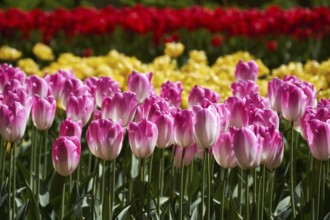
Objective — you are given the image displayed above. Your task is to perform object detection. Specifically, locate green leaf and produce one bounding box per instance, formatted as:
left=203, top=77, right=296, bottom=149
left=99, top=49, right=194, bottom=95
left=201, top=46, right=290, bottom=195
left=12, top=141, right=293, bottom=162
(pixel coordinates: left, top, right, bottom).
left=274, top=196, right=290, bottom=217
left=24, top=180, right=40, bottom=220
left=16, top=200, right=30, bottom=220
left=116, top=205, right=131, bottom=220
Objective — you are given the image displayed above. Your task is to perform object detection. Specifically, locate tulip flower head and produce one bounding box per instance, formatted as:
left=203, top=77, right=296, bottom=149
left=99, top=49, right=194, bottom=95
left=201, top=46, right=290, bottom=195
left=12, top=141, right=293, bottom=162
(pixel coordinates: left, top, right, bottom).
left=234, top=60, right=259, bottom=82
left=173, top=109, right=195, bottom=148
left=160, top=80, right=183, bottom=107
left=95, top=76, right=120, bottom=107
left=212, top=133, right=238, bottom=168
left=128, top=71, right=153, bottom=103
left=31, top=95, right=56, bottom=130
left=59, top=118, right=83, bottom=138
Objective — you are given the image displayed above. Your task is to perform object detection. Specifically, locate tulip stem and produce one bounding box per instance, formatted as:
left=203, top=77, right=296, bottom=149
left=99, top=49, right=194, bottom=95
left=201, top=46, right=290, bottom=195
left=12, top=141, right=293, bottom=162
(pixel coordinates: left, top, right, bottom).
left=179, top=147, right=186, bottom=220
left=200, top=150, right=206, bottom=219
left=43, top=130, right=48, bottom=179
left=269, top=171, right=275, bottom=218
left=221, top=168, right=228, bottom=220
left=12, top=143, right=17, bottom=219
left=245, top=169, right=249, bottom=220
left=316, top=161, right=322, bottom=220
left=61, top=178, right=66, bottom=220
left=140, top=158, right=146, bottom=214
left=253, top=168, right=257, bottom=205
left=261, top=165, right=265, bottom=220
left=36, top=131, right=42, bottom=204
left=8, top=143, right=12, bottom=220
left=147, top=155, right=153, bottom=220
left=238, top=168, right=243, bottom=215
left=290, top=122, right=296, bottom=218
left=91, top=159, right=99, bottom=219
left=109, top=160, right=116, bottom=220
left=30, top=127, right=36, bottom=191
left=207, top=150, right=211, bottom=220
left=157, top=149, right=164, bottom=216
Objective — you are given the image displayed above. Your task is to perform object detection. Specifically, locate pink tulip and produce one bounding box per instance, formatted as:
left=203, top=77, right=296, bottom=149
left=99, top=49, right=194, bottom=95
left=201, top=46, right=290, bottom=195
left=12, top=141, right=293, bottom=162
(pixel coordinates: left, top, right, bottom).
left=95, top=76, right=120, bottom=107
left=212, top=133, right=238, bottom=168
left=231, top=126, right=262, bottom=169
left=52, top=136, right=81, bottom=176
left=306, top=119, right=330, bottom=161
left=2, top=80, right=30, bottom=108
left=154, top=113, right=174, bottom=148
left=25, top=75, right=49, bottom=98
left=188, top=85, right=220, bottom=108
left=245, top=93, right=270, bottom=110
left=193, top=104, right=221, bottom=148
left=128, top=71, right=153, bottom=103
left=234, top=60, right=258, bottom=81
left=84, top=77, right=98, bottom=98
left=66, top=94, right=95, bottom=126
left=128, top=119, right=158, bottom=159
left=87, top=119, right=125, bottom=161
left=265, top=138, right=284, bottom=170
left=173, top=109, right=195, bottom=148
left=173, top=144, right=198, bottom=168
left=267, top=77, right=284, bottom=113
left=249, top=108, right=279, bottom=129
left=231, top=80, right=259, bottom=98
left=225, top=97, right=248, bottom=128
left=135, top=95, right=163, bottom=122
left=217, top=104, right=231, bottom=132
left=59, top=118, right=83, bottom=138
left=31, top=96, right=56, bottom=130
left=45, top=70, right=74, bottom=100
left=0, top=101, right=30, bottom=142
left=0, top=64, right=25, bottom=92
left=281, top=83, right=308, bottom=121
left=59, top=78, right=89, bottom=109
left=102, top=92, right=138, bottom=127
left=160, top=81, right=183, bottom=107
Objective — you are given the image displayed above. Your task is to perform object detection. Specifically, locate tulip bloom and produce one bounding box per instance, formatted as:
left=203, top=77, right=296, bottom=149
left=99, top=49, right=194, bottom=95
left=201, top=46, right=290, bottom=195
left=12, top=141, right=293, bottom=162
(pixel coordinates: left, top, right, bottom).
left=102, top=92, right=138, bottom=127
left=306, top=119, right=330, bottom=161
left=95, top=76, right=120, bottom=107
left=135, top=95, right=162, bottom=122
left=59, top=118, right=83, bottom=138
left=31, top=96, right=56, bottom=130
left=173, top=144, right=198, bottom=168
left=160, top=81, right=183, bottom=107
left=128, top=71, right=153, bottom=103
left=231, top=80, right=259, bottom=98
left=188, top=85, right=220, bottom=108
left=66, top=94, right=95, bottom=126
left=212, top=133, right=237, bottom=168
left=153, top=113, right=174, bottom=148
left=52, top=136, right=81, bottom=176
left=225, top=97, right=248, bottom=128
left=193, top=104, right=221, bottom=148
left=234, top=60, right=258, bottom=81
left=249, top=108, right=279, bottom=130
left=128, top=119, right=158, bottom=159
left=231, top=126, right=262, bottom=169
left=87, top=119, right=125, bottom=161
left=45, top=70, right=74, bottom=100
left=265, top=139, right=284, bottom=170
left=267, top=77, right=284, bottom=113
left=25, top=75, right=49, bottom=98
left=0, top=101, right=30, bottom=142
left=0, top=64, right=25, bottom=92
left=59, top=78, right=89, bottom=109
left=173, top=109, right=195, bottom=148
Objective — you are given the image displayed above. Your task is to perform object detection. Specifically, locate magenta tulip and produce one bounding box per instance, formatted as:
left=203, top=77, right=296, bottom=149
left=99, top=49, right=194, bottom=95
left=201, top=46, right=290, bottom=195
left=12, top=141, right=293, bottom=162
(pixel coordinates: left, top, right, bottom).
left=52, top=136, right=81, bottom=176
left=135, top=95, right=163, bottom=122
left=160, top=80, right=183, bottom=107
left=173, top=109, right=195, bottom=148
left=0, top=101, right=30, bottom=142
left=128, top=71, right=153, bottom=103
left=66, top=94, right=95, bottom=126
left=128, top=119, right=158, bottom=159
left=59, top=118, right=83, bottom=138
left=212, top=133, right=238, bottom=168
left=31, top=95, right=56, bottom=130
left=225, top=96, right=248, bottom=128
left=59, top=78, right=89, bottom=109
left=0, top=64, right=25, bottom=92
left=95, top=76, right=120, bottom=107
left=45, top=70, right=74, bottom=100
left=154, top=113, right=174, bottom=148
left=87, top=119, right=125, bottom=161
left=249, top=108, right=279, bottom=129
left=101, top=91, right=138, bottom=127
left=84, top=77, right=98, bottom=98
left=265, top=139, right=284, bottom=170
left=234, top=60, right=258, bottom=82
left=188, top=85, right=220, bottom=108
left=231, top=80, right=259, bottom=98
left=25, top=75, right=49, bottom=98
left=267, top=77, right=284, bottom=113
left=193, top=104, right=221, bottom=148
left=231, top=126, right=262, bottom=169
left=173, top=144, right=198, bottom=168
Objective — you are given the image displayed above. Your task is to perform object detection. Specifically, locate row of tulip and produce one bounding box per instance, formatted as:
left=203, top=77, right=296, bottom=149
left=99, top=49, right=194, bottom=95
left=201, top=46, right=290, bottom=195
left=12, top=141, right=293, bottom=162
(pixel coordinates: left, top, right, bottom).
left=1, top=42, right=330, bottom=108
left=1, top=6, right=330, bottom=42
left=0, top=58, right=329, bottom=219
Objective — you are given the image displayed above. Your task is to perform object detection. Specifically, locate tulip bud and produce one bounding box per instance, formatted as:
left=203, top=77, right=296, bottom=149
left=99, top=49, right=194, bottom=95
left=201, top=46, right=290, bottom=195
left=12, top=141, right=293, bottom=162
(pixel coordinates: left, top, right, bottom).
left=87, top=119, right=125, bottom=161
left=193, top=104, right=221, bottom=148
left=307, top=119, right=330, bottom=161
left=173, top=144, right=197, bottom=168
left=128, top=71, right=153, bottom=103
left=128, top=119, right=158, bottom=159
left=45, top=70, right=74, bottom=100
left=267, top=77, right=284, bottom=113
left=234, top=60, right=258, bottom=81
left=25, top=75, right=49, bottom=98
left=225, top=96, right=248, bottom=128
left=188, top=85, right=220, bottom=108
left=0, top=64, right=25, bottom=92
left=231, top=80, right=259, bottom=98
left=212, top=133, right=237, bottom=168
left=231, top=126, right=262, bottom=169
left=66, top=94, right=95, bottom=126
left=59, top=118, right=83, bottom=138
left=95, top=76, right=120, bottom=107
left=52, top=136, right=81, bottom=176
left=101, top=92, right=138, bottom=127
left=173, top=109, right=195, bottom=148
left=154, top=113, right=174, bottom=148
left=31, top=96, right=56, bottom=130
left=59, top=78, right=89, bottom=109
left=160, top=81, right=183, bottom=107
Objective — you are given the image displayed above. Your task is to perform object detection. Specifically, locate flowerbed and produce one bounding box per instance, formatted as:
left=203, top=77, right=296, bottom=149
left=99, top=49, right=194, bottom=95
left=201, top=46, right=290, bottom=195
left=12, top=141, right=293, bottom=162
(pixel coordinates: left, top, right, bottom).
left=0, top=56, right=329, bottom=219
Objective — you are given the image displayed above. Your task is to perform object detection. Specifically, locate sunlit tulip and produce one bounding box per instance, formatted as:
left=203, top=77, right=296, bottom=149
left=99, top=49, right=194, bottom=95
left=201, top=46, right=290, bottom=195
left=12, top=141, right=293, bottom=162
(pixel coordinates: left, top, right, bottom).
left=234, top=60, right=258, bottom=81
left=231, top=80, right=259, bottom=98
left=66, top=94, right=95, bottom=126
left=95, top=76, right=120, bottom=107
left=128, top=71, right=153, bottom=103
left=25, top=75, right=49, bottom=98
left=188, top=85, right=220, bottom=108
left=212, top=133, right=237, bottom=168
left=160, top=80, right=183, bottom=107
left=31, top=95, right=56, bottom=130
left=59, top=118, right=83, bottom=138
left=173, top=109, right=195, bottom=148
